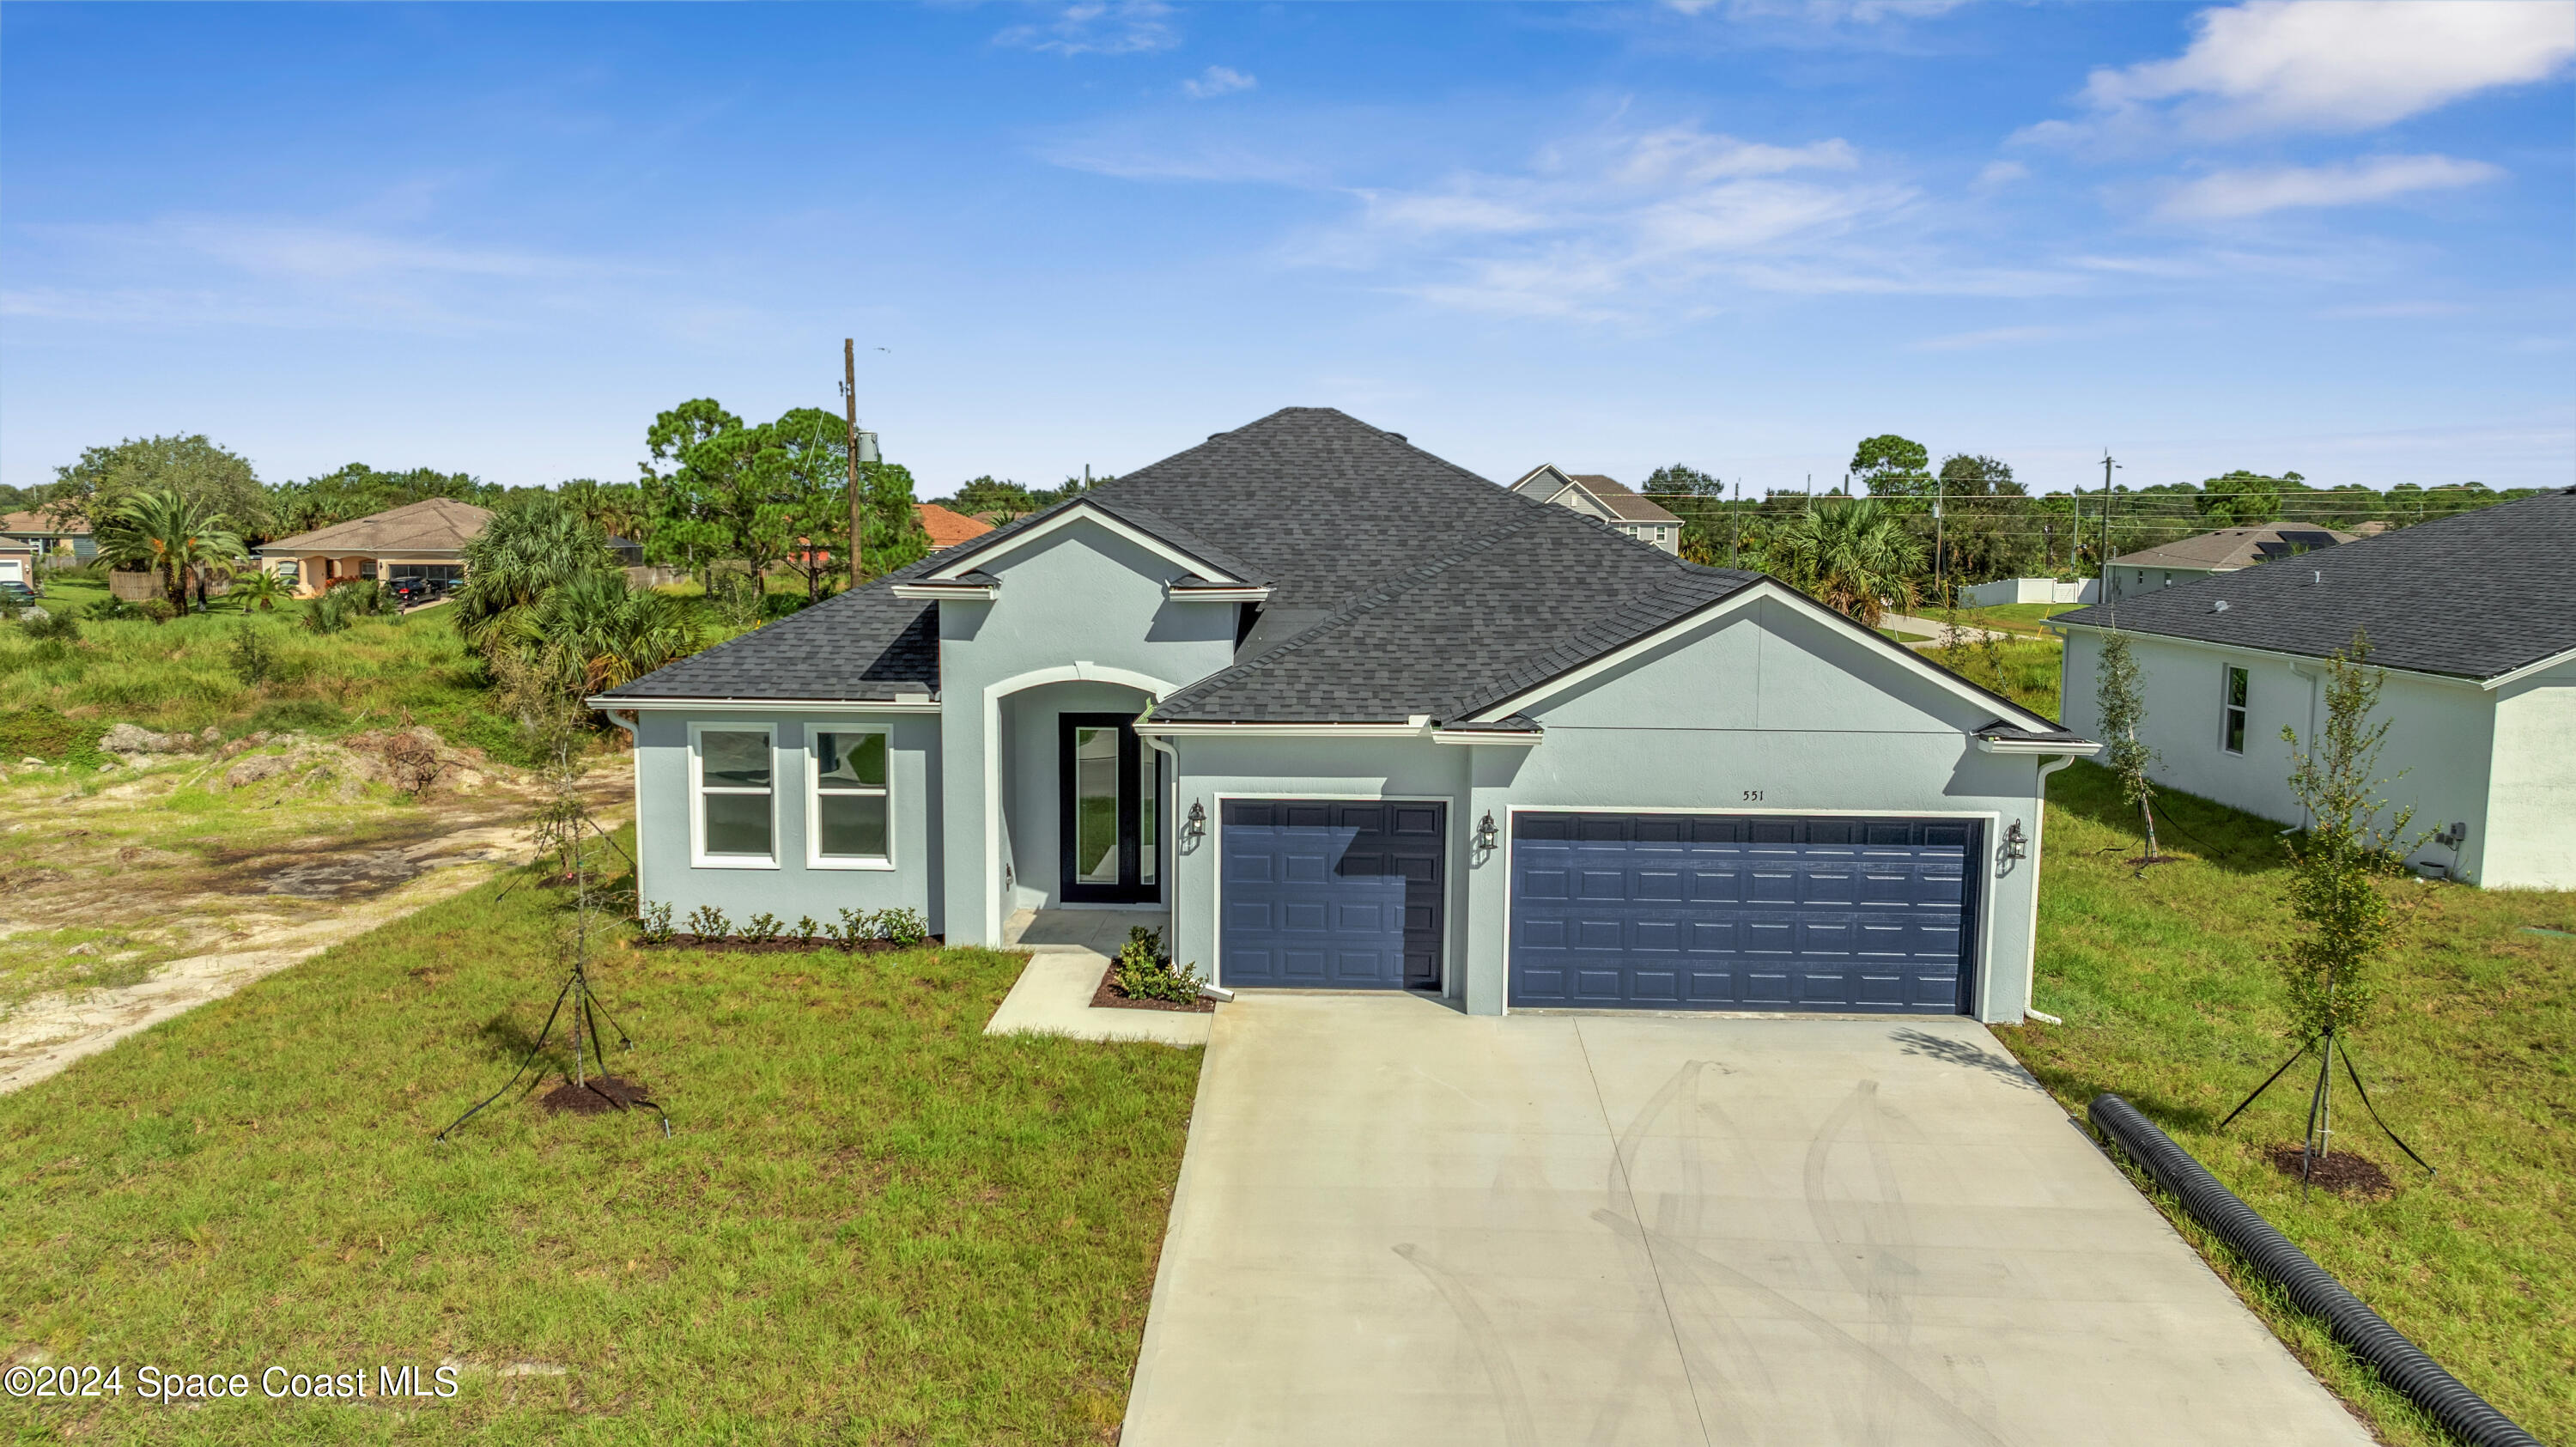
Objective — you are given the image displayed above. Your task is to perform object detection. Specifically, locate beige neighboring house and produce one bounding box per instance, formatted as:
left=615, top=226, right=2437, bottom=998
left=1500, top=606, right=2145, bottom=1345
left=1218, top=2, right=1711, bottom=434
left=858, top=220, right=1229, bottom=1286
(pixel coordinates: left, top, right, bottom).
left=2104, top=521, right=2355, bottom=602
left=256, top=497, right=493, bottom=596
left=2, top=510, right=94, bottom=590
left=1510, top=464, right=1685, bottom=554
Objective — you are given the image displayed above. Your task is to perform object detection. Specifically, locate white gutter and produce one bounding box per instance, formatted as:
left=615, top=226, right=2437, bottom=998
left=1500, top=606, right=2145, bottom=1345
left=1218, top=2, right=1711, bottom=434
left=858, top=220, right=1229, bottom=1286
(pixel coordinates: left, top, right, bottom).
left=2021, top=751, right=2083, bottom=1026
left=1431, top=727, right=1543, bottom=747
left=2046, top=618, right=2545, bottom=693
left=1135, top=716, right=1436, bottom=739
left=1163, top=581, right=1273, bottom=605
left=1975, top=735, right=2103, bottom=757
left=890, top=581, right=996, bottom=601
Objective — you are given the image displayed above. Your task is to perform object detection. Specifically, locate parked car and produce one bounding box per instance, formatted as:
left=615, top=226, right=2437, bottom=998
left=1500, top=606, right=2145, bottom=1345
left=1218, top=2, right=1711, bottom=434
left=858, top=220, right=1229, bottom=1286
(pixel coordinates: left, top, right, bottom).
left=0, top=580, right=38, bottom=607
left=386, top=575, right=432, bottom=605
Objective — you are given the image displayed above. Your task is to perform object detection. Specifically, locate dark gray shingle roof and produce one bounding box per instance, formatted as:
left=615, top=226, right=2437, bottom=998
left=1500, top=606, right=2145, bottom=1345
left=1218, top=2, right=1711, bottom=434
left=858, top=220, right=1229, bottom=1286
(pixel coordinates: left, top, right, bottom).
left=2052, top=487, right=2576, bottom=681
left=598, top=566, right=939, bottom=701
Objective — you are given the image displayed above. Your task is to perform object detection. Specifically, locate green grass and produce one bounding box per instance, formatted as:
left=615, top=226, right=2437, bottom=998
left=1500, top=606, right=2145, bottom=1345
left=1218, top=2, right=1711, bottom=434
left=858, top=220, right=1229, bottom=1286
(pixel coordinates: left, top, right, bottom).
left=3, top=579, right=764, bottom=768
left=1953, top=601, right=2087, bottom=633
left=2001, top=763, right=2574, bottom=1446
left=0, top=838, right=1201, bottom=1444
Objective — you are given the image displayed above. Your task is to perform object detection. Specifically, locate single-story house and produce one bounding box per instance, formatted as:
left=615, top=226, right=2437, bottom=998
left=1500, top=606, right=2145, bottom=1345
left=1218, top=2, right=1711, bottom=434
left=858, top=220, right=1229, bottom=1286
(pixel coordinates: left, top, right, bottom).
left=2104, top=521, right=2355, bottom=602
left=593, top=409, right=2099, bottom=1021
left=1, top=510, right=94, bottom=567
left=1510, top=465, right=1686, bottom=554
left=255, top=497, right=495, bottom=596
left=0, top=538, right=35, bottom=591
left=2053, top=486, right=2574, bottom=889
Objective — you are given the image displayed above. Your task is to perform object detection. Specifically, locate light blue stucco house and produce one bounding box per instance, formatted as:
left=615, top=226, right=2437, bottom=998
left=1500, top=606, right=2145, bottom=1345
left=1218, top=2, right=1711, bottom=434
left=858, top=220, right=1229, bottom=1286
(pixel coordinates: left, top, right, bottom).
left=593, top=409, right=2099, bottom=1022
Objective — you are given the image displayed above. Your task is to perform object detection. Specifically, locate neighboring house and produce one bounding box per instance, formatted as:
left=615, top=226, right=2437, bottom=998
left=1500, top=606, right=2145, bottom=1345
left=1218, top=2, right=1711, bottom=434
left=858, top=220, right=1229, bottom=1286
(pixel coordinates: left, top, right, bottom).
left=2104, top=522, right=2355, bottom=602
left=1, top=510, right=95, bottom=563
left=917, top=502, right=993, bottom=552
left=1510, top=465, right=1686, bottom=554
left=592, top=409, right=2099, bottom=1022
left=255, top=497, right=495, bottom=595
left=2053, top=487, right=2576, bottom=889
left=0, top=538, right=34, bottom=591
left=1960, top=578, right=2100, bottom=607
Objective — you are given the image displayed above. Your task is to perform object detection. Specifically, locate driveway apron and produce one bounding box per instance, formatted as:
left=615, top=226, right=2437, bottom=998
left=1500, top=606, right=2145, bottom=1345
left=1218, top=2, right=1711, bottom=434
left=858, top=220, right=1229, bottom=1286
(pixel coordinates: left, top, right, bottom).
left=1121, top=994, right=2372, bottom=1447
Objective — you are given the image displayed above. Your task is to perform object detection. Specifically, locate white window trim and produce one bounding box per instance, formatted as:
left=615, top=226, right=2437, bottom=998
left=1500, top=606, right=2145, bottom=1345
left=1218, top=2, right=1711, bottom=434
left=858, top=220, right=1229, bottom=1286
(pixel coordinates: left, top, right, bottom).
left=807, top=723, right=896, bottom=872
left=2221, top=666, right=2250, bottom=756
left=690, top=721, right=780, bottom=869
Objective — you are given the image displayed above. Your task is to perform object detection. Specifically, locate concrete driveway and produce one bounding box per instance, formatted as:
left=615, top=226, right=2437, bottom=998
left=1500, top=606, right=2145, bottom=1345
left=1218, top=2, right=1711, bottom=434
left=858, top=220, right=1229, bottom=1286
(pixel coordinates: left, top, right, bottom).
left=1121, top=995, right=2370, bottom=1447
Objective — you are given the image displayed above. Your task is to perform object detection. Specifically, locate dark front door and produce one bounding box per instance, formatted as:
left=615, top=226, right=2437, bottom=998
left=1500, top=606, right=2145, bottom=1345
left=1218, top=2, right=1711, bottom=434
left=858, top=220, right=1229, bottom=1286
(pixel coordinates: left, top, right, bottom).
left=1221, top=800, right=1447, bottom=990
left=1059, top=714, right=1158, bottom=903
left=1510, top=813, right=1980, bottom=1014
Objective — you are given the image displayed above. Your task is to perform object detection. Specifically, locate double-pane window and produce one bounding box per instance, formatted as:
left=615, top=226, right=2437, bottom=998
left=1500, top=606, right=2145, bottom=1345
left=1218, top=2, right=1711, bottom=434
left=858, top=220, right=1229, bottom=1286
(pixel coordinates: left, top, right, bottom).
left=813, top=730, right=890, bottom=865
left=2221, top=666, right=2249, bottom=755
left=698, top=728, right=774, bottom=860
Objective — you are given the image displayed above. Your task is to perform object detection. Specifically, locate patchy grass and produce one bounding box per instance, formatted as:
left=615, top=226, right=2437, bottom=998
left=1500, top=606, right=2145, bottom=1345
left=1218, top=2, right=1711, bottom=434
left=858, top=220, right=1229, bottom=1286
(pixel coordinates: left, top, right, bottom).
left=0, top=835, right=1200, bottom=1444
left=1955, top=601, right=2086, bottom=634
left=2001, top=763, right=2573, bottom=1446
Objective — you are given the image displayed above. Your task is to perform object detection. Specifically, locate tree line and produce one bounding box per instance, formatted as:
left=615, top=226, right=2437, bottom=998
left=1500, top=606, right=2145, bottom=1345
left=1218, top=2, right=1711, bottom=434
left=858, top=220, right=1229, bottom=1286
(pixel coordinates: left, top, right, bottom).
left=1635, top=435, right=2544, bottom=617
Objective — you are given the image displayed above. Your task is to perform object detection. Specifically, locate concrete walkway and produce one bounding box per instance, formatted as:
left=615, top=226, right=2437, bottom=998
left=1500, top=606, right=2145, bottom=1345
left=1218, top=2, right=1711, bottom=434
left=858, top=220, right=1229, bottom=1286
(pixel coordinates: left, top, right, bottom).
left=982, top=908, right=1211, bottom=1048
left=1122, top=996, right=2369, bottom=1447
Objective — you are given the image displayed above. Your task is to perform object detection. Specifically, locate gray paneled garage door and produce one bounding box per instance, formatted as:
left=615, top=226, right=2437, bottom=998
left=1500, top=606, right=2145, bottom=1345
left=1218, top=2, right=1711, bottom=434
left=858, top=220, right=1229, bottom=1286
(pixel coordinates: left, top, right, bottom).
left=1510, top=812, right=1980, bottom=1014
left=1221, top=800, right=1446, bottom=990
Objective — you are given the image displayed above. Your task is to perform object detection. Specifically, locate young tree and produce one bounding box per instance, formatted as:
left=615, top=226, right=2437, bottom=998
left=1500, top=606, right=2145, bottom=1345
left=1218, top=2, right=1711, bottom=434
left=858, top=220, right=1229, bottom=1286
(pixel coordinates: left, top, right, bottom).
left=857, top=459, right=931, bottom=580
left=2094, top=630, right=2162, bottom=864
left=50, top=435, right=271, bottom=535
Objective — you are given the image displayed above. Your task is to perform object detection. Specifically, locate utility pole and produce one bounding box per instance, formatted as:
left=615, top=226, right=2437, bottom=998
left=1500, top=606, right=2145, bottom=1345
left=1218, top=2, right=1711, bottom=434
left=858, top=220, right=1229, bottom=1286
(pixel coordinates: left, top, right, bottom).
left=842, top=339, right=862, bottom=589
left=1730, top=481, right=1741, bottom=568
left=1933, top=469, right=1946, bottom=609
left=2099, top=450, right=2121, bottom=600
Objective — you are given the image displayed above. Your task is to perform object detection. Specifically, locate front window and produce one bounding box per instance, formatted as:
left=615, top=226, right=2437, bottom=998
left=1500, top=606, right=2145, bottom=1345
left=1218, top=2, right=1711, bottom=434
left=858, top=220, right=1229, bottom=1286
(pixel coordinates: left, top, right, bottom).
left=696, top=727, right=775, bottom=862
left=811, top=729, right=891, bottom=867
left=2221, top=667, right=2249, bottom=755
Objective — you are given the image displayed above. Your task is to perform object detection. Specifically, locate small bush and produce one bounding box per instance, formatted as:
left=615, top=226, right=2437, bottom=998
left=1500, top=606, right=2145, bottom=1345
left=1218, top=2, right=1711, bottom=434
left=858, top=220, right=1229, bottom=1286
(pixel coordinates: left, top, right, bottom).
left=825, top=908, right=870, bottom=951
left=741, top=911, right=783, bottom=945
left=685, top=905, right=731, bottom=939
left=84, top=597, right=139, bottom=623
left=871, top=908, right=929, bottom=946
left=636, top=902, right=676, bottom=945
left=19, top=610, right=79, bottom=644
left=136, top=598, right=179, bottom=625
left=1113, top=925, right=1204, bottom=1003
left=227, top=622, right=280, bottom=685
left=794, top=915, right=820, bottom=946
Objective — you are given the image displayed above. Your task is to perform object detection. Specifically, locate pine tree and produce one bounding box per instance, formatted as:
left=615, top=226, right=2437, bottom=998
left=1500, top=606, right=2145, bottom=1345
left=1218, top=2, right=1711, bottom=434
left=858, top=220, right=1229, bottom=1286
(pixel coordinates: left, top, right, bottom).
left=2094, top=630, right=2160, bottom=864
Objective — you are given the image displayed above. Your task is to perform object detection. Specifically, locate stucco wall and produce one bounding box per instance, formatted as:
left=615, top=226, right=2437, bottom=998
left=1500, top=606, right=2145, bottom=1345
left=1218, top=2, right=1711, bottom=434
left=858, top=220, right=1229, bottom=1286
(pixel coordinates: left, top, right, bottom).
left=2061, top=629, right=2505, bottom=881
left=630, top=708, right=944, bottom=933
left=1167, top=595, right=2063, bottom=1023
left=933, top=519, right=1242, bottom=944
left=2484, top=659, right=2575, bottom=889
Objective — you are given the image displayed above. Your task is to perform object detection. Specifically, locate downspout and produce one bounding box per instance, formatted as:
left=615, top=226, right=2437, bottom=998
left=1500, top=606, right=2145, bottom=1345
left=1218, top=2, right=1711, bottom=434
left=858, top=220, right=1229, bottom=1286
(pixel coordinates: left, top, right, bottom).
left=2022, top=752, right=2081, bottom=1024
left=1138, top=727, right=1218, bottom=995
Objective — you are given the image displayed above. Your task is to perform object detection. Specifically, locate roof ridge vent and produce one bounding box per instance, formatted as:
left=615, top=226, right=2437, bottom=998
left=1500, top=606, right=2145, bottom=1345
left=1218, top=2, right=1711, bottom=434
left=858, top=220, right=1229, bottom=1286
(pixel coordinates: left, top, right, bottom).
left=2212, top=599, right=2230, bottom=612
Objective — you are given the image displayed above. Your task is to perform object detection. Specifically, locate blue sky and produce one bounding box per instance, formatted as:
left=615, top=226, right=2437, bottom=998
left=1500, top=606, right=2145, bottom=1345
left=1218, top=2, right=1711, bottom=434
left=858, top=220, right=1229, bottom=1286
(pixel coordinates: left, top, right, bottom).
left=3, top=1, right=2571, bottom=500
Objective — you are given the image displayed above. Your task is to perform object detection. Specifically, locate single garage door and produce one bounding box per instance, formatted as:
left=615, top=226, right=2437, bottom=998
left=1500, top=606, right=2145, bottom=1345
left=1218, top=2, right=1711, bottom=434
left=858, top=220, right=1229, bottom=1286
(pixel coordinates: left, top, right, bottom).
left=1510, top=812, right=1980, bottom=1014
left=1222, top=800, right=1446, bottom=990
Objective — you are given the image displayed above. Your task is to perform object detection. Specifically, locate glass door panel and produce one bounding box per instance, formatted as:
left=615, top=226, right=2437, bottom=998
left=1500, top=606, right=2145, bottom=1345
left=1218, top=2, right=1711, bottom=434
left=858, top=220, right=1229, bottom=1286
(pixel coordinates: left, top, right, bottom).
left=1059, top=713, right=1159, bottom=903
left=1073, top=726, right=1121, bottom=885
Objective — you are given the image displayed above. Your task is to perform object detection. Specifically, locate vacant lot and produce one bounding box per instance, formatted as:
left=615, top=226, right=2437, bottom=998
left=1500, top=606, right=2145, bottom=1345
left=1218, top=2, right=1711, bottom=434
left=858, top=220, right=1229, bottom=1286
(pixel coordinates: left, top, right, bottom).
left=0, top=841, right=1201, bottom=1445
left=2001, top=763, right=2573, bottom=1446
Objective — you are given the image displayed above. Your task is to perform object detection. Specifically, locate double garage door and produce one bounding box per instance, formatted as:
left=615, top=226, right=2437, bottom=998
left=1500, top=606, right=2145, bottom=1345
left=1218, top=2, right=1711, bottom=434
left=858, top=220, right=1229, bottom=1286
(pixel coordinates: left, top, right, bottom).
left=1220, top=800, right=1445, bottom=990
left=1511, top=812, right=1981, bottom=1015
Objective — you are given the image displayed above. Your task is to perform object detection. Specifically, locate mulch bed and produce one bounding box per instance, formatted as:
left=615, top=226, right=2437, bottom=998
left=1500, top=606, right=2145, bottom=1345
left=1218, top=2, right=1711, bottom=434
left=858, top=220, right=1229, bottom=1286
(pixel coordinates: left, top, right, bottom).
left=2265, top=1142, right=2396, bottom=1198
left=635, top=934, right=942, bottom=956
left=538, top=1074, right=659, bottom=1116
left=1091, top=963, right=1215, bottom=1014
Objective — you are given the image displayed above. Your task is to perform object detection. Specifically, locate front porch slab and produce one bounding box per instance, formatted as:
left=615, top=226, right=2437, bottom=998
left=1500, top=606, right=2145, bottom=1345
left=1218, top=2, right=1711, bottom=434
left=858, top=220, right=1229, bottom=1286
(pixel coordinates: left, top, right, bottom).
left=984, top=909, right=1211, bottom=1048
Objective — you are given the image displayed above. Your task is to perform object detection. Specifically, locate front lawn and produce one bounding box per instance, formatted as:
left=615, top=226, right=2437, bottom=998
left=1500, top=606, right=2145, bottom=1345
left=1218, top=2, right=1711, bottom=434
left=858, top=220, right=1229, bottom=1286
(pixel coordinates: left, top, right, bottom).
left=0, top=841, right=1201, bottom=1444
left=2002, top=763, right=2573, bottom=1446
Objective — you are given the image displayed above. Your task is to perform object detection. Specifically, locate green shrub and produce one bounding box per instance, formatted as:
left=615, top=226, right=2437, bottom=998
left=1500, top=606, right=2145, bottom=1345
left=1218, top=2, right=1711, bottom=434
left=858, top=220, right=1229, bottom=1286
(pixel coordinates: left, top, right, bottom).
left=741, top=911, right=783, bottom=945
left=227, top=622, right=281, bottom=685
left=871, top=908, right=929, bottom=945
left=18, top=610, right=79, bottom=645
left=1114, top=926, right=1204, bottom=1003
left=636, top=901, right=676, bottom=945
left=83, top=597, right=139, bottom=623
left=794, top=915, right=820, bottom=945
left=685, top=905, right=730, bottom=939
left=825, top=908, right=870, bottom=951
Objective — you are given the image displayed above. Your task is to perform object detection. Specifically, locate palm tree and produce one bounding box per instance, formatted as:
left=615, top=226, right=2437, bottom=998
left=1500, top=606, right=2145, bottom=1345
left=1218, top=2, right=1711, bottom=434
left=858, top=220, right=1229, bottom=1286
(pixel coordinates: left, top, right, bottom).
left=452, top=492, right=620, bottom=652
left=231, top=568, right=291, bottom=612
left=503, top=571, right=702, bottom=695
left=1762, top=499, right=1924, bottom=629
left=95, top=489, right=245, bottom=612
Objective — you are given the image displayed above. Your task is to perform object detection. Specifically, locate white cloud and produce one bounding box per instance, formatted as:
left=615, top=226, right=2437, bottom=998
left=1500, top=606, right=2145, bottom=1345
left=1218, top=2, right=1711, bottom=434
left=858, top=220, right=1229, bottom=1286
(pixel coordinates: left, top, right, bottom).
left=1665, top=0, right=1970, bottom=23
left=1972, top=160, right=2028, bottom=191
left=2063, top=0, right=2576, bottom=139
left=1182, top=65, right=1256, bottom=100
left=2157, top=154, right=2501, bottom=219
left=993, top=2, right=1177, bottom=57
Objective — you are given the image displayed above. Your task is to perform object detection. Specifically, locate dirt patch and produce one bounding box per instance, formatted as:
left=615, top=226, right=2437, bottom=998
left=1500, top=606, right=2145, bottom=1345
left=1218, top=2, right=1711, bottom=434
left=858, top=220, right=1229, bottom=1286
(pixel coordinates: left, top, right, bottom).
left=639, top=933, right=942, bottom=956
left=261, top=848, right=426, bottom=897
left=538, top=1074, right=660, bottom=1116
left=1091, top=963, right=1216, bottom=1013
left=2264, top=1143, right=2396, bottom=1198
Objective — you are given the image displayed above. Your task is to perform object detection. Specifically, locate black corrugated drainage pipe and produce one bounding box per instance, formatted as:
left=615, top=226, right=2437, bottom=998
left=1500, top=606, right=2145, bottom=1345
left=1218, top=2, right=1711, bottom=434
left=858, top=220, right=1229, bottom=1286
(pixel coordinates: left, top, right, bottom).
left=2088, top=1094, right=2537, bottom=1447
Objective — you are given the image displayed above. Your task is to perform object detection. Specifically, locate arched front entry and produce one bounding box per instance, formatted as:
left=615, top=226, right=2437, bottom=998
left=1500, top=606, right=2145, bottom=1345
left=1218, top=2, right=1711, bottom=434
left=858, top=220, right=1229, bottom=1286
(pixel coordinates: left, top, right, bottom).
left=977, top=665, right=1181, bottom=944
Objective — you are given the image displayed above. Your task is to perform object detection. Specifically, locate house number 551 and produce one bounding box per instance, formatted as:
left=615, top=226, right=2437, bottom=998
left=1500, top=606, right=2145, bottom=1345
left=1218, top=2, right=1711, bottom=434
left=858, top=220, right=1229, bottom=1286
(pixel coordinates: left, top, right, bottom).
left=1742, top=790, right=1764, bottom=802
